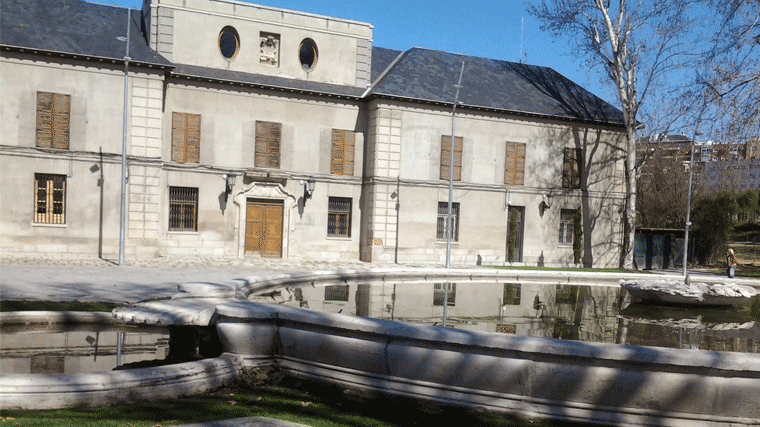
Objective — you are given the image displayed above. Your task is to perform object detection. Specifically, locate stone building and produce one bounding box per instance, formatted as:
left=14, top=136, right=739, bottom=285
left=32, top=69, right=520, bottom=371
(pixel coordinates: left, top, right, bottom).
left=0, top=0, right=627, bottom=267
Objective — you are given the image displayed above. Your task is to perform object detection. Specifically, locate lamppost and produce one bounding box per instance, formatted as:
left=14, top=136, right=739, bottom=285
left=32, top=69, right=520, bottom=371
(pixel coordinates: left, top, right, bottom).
left=118, top=9, right=132, bottom=267
left=118, top=9, right=131, bottom=267
left=683, top=129, right=701, bottom=276
left=443, top=61, right=464, bottom=327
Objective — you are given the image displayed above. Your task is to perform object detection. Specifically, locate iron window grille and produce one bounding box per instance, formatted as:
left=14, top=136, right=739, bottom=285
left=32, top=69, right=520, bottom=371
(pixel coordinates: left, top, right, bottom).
left=433, top=283, right=456, bottom=306
left=436, top=202, right=459, bottom=242
left=34, top=173, right=66, bottom=224
left=327, top=197, right=352, bottom=238
left=169, top=186, right=198, bottom=231
left=324, top=285, right=349, bottom=301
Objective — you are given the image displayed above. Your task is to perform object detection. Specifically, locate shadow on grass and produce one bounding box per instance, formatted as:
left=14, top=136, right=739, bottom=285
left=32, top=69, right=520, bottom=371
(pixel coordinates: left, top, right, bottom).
left=0, top=370, right=598, bottom=427
left=0, top=300, right=122, bottom=313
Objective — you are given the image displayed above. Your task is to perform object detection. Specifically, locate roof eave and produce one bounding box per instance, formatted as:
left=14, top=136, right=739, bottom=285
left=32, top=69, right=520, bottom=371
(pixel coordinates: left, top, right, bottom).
left=1, top=44, right=174, bottom=70
left=367, top=93, right=626, bottom=128
left=169, top=70, right=364, bottom=101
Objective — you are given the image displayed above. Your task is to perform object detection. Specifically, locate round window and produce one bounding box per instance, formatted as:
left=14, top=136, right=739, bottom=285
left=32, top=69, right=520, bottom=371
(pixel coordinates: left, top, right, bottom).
left=299, top=38, right=318, bottom=71
left=218, top=26, right=240, bottom=60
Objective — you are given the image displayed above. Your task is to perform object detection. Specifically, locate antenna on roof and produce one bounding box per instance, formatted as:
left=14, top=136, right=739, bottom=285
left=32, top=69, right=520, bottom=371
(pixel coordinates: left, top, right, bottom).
left=519, top=17, right=524, bottom=63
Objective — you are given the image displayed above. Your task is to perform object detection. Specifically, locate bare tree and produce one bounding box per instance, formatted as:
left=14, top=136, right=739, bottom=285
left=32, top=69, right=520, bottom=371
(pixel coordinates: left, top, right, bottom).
left=527, top=0, right=698, bottom=269
left=696, top=0, right=760, bottom=143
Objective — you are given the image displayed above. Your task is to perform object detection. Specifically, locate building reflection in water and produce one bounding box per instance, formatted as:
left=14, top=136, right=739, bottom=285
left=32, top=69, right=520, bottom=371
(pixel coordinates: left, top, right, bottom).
left=286, top=281, right=760, bottom=354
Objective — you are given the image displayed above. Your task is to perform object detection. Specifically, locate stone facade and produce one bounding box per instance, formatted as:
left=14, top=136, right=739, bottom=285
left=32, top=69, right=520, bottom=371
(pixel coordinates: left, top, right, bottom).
left=0, top=0, right=627, bottom=267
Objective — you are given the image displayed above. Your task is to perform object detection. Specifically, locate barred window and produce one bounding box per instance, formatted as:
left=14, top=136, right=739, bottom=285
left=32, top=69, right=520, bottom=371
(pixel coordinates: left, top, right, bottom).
left=440, top=135, right=463, bottom=181
left=433, top=283, right=456, bottom=306
left=330, top=129, right=355, bottom=176
left=562, top=147, right=582, bottom=189
left=36, top=92, right=70, bottom=150
left=324, top=285, right=349, bottom=301
left=171, top=112, right=201, bottom=163
left=559, top=209, right=575, bottom=245
left=503, top=283, right=521, bottom=305
left=327, top=197, right=352, bottom=238
left=504, top=142, right=525, bottom=186
left=34, top=174, right=66, bottom=224
left=436, top=202, right=459, bottom=242
left=169, top=186, right=198, bottom=231
left=255, top=121, right=281, bottom=168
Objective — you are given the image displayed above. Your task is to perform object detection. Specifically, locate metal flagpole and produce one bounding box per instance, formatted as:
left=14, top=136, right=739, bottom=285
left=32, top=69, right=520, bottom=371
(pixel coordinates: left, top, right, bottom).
left=443, top=61, right=465, bottom=327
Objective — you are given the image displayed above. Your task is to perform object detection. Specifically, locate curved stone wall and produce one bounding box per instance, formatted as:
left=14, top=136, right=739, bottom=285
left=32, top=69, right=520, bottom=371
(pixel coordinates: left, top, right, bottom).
left=0, top=311, right=243, bottom=410
left=215, top=301, right=760, bottom=427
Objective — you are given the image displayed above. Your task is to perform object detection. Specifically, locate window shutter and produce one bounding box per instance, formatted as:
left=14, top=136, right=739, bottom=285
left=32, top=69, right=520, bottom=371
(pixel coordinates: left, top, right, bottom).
left=331, top=130, right=355, bottom=176
left=514, top=142, right=525, bottom=185
left=172, top=113, right=186, bottom=162
left=185, top=113, right=201, bottom=163
left=36, top=92, right=54, bottom=148
left=563, top=147, right=582, bottom=189
left=440, top=135, right=462, bottom=181
left=344, top=131, right=355, bottom=175
left=255, top=121, right=281, bottom=168
left=52, top=94, right=70, bottom=150
left=37, top=92, right=71, bottom=150
left=172, top=113, right=201, bottom=163
left=505, top=142, right=525, bottom=186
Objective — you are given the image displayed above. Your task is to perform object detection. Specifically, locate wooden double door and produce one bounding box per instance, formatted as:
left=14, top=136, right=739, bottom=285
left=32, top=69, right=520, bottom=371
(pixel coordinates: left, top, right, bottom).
left=245, top=198, right=283, bottom=257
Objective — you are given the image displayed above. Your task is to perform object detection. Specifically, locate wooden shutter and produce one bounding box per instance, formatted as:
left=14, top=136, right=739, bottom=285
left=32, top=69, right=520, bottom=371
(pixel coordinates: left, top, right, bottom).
left=171, top=112, right=201, bottom=163
left=255, top=121, right=281, bottom=168
left=36, top=92, right=70, bottom=149
left=171, top=112, right=186, bottom=162
left=331, top=129, right=355, bottom=176
left=440, top=135, right=462, bottom=181
left=185, top=113, right=201, bottom=163
left=563, top=147, right=582, bottom=189
left=504, top=142, right=525, bottom=186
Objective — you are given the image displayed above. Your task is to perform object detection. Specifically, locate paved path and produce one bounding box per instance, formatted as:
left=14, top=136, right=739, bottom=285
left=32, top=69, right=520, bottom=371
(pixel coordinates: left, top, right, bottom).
left=0, top=255, right=741, bottom=304
left=0, top=256, right=406, bottom=303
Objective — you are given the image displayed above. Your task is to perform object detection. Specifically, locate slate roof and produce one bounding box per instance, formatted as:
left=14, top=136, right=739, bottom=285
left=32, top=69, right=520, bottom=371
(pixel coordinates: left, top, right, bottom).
left=172, top=64, right=365, bottom=98
left=371, top=46, right=403, bottom=83
left=1, top=0, right=172, bottom=68
left=3, top=0, right=624, bottom=127
left=370, top=47, right=624, bottom=126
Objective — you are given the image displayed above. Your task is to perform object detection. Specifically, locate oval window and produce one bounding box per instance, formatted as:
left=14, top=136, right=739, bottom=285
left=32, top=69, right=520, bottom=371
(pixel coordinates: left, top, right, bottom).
left=219, top=26, right=240, bottom=60
left=299, top=38, right=318, bottom=71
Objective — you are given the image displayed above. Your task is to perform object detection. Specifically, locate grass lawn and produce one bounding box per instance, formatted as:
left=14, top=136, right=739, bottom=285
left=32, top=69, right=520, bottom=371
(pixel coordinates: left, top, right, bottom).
left=0, top=374, right=595, bottom=427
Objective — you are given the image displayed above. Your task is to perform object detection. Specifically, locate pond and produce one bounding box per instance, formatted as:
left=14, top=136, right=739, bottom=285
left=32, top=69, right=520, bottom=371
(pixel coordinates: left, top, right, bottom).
left=278, top=281, right=760, bottom=353
left=0, top=323, right=170, bottom=375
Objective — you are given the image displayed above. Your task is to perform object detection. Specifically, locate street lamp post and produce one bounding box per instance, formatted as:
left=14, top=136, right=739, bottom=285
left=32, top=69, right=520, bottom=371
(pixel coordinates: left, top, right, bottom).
left=118, top=9, right=131, bottom=267
left=443, top=61, right=465, bottom=327
left=683, top=129, right=701, bottom=276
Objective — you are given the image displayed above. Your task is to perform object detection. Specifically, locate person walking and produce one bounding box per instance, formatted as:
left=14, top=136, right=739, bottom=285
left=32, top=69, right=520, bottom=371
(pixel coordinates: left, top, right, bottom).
left=726, top=248, right=739, bottom=278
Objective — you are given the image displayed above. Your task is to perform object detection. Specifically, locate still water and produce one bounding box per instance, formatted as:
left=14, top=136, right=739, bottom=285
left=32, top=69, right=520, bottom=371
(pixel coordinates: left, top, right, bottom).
left=282, top=281, right=760, bottom=354
left=4, top=282, right=758, bottom=375
left=0, top=323, right=169, bottom=375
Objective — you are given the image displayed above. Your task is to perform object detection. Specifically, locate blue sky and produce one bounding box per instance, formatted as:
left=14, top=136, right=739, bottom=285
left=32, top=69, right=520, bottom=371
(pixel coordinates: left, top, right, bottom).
left=98, top=0, right=614, bottom=105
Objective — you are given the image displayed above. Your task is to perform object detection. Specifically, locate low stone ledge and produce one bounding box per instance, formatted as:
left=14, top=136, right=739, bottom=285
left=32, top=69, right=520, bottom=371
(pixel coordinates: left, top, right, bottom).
left=0, top=354, right=244, bottom=410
